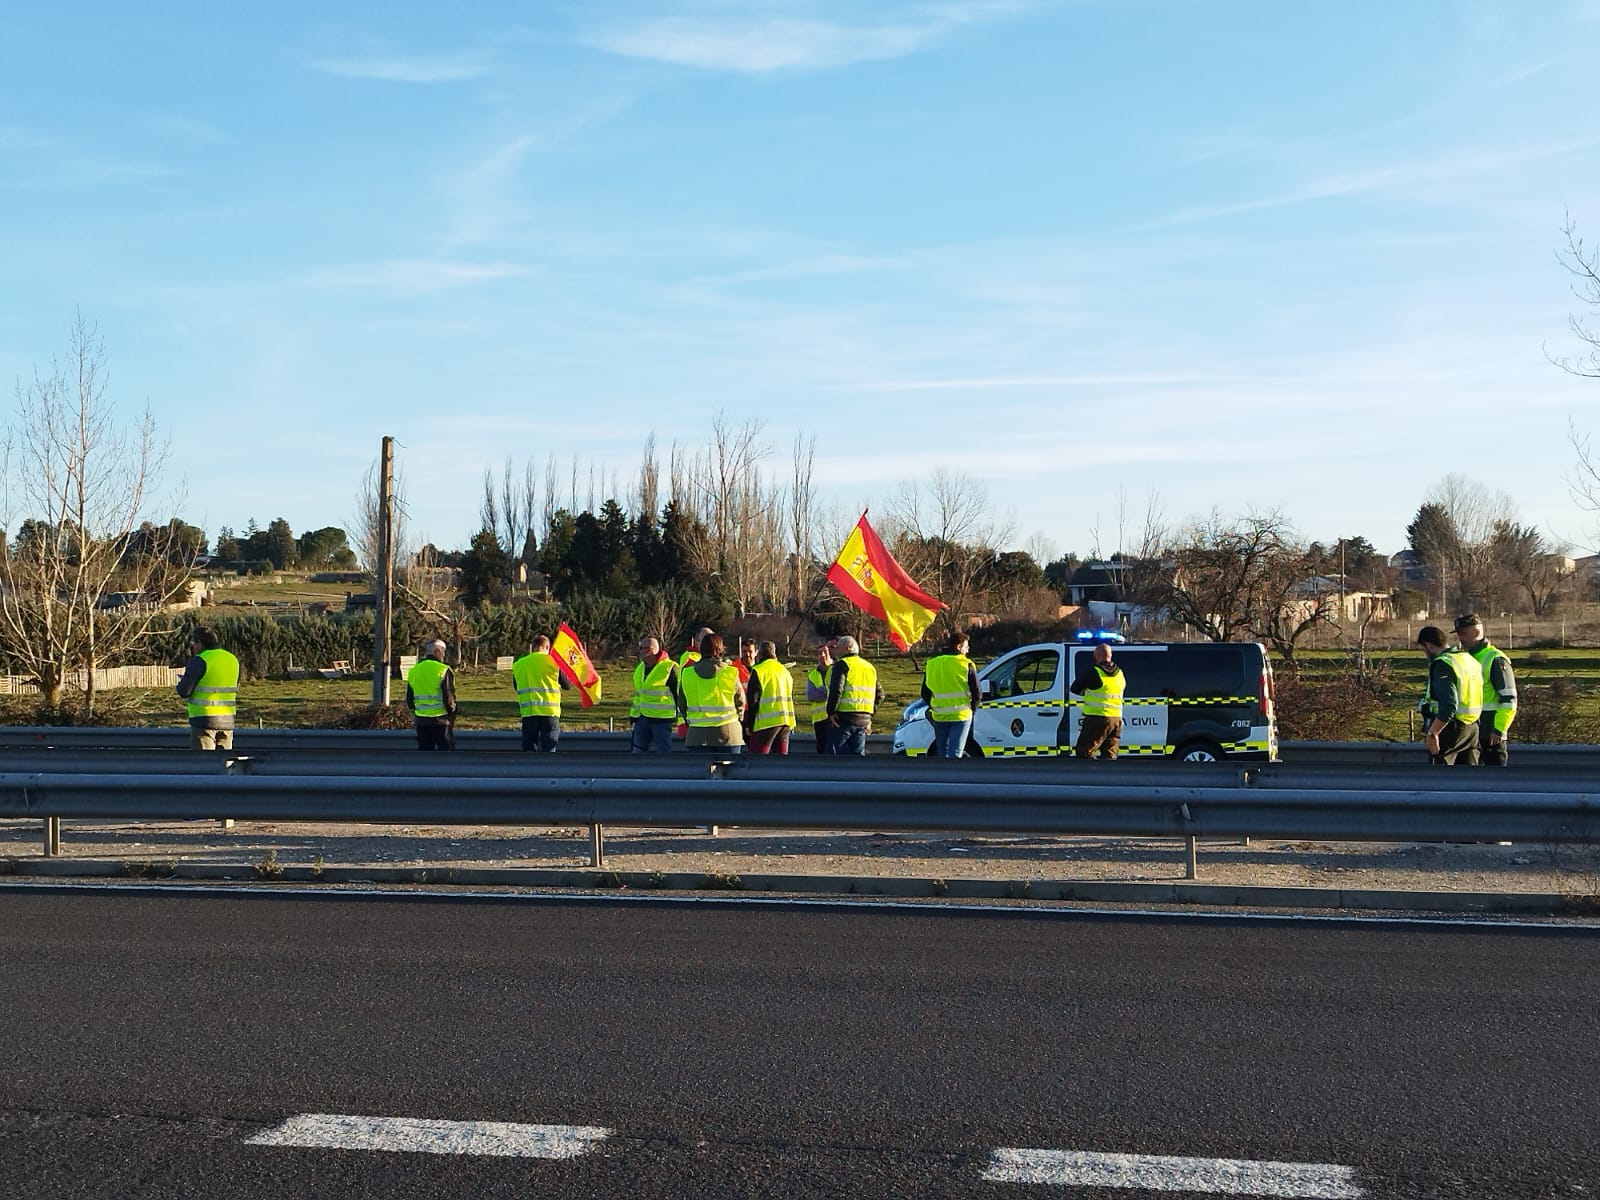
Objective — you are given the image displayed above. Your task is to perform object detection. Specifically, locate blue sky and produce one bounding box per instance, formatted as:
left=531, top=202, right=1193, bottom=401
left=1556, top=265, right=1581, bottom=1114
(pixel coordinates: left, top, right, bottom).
left=4, top=0, right=1599, bottom=563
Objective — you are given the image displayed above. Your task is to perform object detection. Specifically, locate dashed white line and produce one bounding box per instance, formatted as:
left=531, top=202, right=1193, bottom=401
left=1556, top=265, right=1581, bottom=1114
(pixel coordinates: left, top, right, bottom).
left=245, top=1114, right=610, bottom=1159
left=982, top=1148, right=1364, bottom=1198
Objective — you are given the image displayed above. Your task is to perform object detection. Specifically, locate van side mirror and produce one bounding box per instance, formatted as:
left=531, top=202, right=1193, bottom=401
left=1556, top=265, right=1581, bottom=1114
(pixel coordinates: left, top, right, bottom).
left=979, top=679, right=991, bottom=697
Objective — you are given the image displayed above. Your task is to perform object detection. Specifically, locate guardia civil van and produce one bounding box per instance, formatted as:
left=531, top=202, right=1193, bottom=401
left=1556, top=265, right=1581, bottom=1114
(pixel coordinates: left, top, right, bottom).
left=891, top=635, right=1277, bottom=761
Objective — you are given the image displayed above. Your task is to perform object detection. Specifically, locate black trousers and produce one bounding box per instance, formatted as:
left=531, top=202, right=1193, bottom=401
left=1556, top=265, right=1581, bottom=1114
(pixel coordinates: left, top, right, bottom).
left=1478, top=721, right=1509, bottom=766
left=416, top=719, right=454, bottom=751
left=1429, top=719, right=1479, bottom=766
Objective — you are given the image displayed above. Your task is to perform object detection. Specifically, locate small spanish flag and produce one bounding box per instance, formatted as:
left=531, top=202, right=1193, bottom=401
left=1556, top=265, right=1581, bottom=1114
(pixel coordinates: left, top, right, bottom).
left=825, top=514, right=947, bottom=651
left=552, top=621, right=603, bottom=708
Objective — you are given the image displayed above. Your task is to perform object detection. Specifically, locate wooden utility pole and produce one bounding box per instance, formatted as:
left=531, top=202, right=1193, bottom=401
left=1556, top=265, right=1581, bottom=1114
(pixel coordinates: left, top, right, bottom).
left=371, top=435, right=395, bottom=707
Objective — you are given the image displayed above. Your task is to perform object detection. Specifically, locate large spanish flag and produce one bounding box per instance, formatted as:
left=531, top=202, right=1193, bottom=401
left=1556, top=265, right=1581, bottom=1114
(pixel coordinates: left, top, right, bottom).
left=552, top=622, right=603, bottom=708
left=825, top=514, right=947, bottom=651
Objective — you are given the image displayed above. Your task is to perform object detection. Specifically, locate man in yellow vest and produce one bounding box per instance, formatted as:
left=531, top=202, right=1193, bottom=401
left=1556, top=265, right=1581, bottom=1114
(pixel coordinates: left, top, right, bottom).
left=1417, top=625, right=1482, bottom=765
left=512, top=634, right=568, bottom=752
left=1069, top=641, right=1125, bottom=760
left=825, top=635, right=882, bottom=755
left=630, top=634, right=680, bottom=753
left=405, top=638, right=457, bottom=751
left=920, top=629, right=981, bottom=758
left=744, top=641, right=796, bottom=754
left=174, top=626, right=240, bottom=750
left=1453, top=613, right=1517, bottom=767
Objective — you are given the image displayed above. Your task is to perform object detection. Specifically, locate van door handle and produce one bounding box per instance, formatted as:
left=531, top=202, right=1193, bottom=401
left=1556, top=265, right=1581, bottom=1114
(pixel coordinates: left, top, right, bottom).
left=1038, top=710, right=1060, bottom=717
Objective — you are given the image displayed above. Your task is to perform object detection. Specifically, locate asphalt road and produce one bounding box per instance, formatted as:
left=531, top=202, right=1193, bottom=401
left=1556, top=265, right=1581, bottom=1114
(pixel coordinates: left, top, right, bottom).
left=2, top=888, right=1596, bottom=1198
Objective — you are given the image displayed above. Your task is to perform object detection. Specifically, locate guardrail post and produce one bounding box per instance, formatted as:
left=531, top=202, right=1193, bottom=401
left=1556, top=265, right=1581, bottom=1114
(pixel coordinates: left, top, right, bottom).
left=589, top=823, right=605, bottom=868
left=44, top=817, right=61, bottom=857
left=1185, top=835, right=1198, bottom=880
left=706, top=759, right=734, bottom=837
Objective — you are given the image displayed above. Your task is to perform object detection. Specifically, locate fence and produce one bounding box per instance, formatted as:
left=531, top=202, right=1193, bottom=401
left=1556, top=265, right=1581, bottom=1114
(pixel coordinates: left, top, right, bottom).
left=0, top=665, right=178, bottom=696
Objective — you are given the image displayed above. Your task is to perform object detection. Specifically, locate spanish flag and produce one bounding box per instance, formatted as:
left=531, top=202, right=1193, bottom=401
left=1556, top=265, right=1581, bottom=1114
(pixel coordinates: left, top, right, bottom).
left=552, top=622, right=603, bottom=708
left=825, top=514, right=946, bottom=651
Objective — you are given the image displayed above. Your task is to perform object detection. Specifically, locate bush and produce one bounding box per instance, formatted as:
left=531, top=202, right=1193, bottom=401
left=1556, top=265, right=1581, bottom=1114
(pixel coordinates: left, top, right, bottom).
left=1511, top=681, right=1600, bottom=744
left=319, top=702, right=414, bottom=730
left=1271, top=671, right=1390, bottom=742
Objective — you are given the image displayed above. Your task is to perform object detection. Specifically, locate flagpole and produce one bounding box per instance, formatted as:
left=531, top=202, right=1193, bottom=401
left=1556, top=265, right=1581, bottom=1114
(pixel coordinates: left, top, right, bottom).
left=787, top=509, right=869, bottom=647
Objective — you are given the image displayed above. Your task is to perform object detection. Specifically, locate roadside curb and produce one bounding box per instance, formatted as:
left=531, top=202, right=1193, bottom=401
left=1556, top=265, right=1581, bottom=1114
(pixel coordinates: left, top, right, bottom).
left=2, top=856, right=1588, bottom=915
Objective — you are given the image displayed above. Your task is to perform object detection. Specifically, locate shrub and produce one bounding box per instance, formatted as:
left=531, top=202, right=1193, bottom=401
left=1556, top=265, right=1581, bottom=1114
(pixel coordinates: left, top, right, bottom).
left=1511, top=681, right=1600, bottom=744
left=1271, top=671, right=1390, bottom=742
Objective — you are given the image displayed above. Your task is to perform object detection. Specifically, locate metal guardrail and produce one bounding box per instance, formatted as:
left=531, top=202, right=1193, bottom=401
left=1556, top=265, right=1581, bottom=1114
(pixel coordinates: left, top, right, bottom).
left=3, top=725, right=1600, bottom=767
left=4, top=769, right=1600, bottom=881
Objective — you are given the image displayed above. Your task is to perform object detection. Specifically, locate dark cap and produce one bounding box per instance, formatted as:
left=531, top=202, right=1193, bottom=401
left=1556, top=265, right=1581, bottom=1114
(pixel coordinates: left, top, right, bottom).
left=1453, top=613, right=1482, bottom=631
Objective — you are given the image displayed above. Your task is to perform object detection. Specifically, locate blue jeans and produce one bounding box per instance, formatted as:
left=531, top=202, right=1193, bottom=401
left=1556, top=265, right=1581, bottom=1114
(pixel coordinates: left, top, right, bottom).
left=830, top=723, right=868, bottom=755
left=520, top=716, right=560, bottom=752
left=630, top=717, right=675, bottom=753
left=931, top=718, right=972, bottom=759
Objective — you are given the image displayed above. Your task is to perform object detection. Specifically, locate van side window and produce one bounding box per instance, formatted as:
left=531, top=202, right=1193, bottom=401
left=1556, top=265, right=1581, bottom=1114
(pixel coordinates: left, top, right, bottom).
left=1161, top=646, right=1248, bottom=696
left=1074, top=649, right=1161, bottom=697
left=986, top=649, right=1060, bottom=699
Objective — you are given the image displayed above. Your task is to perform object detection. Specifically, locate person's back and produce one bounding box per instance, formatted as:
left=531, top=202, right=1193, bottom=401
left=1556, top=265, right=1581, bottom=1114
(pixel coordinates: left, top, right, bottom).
left=826, top=636, right=880, bottom=755
left=680, top=634, right=745, bottom=752
left=406, top=641, right=456, bottom=751
left=511, top=639, right=563, bottom=752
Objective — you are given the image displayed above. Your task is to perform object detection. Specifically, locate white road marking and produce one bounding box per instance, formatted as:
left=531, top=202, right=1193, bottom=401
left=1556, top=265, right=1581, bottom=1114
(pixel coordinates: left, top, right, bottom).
left=983, top=1148, right=1364, bottom=1198
left=245, top=1114, right=610, bottom=1158
left=29, top=880, right=1598, bottom=933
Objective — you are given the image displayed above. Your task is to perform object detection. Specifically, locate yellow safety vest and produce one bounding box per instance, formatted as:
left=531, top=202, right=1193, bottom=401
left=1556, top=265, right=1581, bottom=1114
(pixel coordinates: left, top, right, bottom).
left=680, top=663, right=740, bottom=728
left=678, top=648, right=702, bottom=670
left=923, top=654, right=974, bottom=722
left=186, top=648, right=240, bottom=720
left=512, top=652, right=562, bottom=718
left=806, top=667, right=829, bottom=724
left=1438, top=648, right=1483, bottom=723
left=407, top=658, right=451, bottom=719
left=631, top=657, right=678, bottom=720
left=1080, top=664, right=1125, bottom=719
left=752, top=659, right=796, bottom=731
left=1470, top=642, right=1516, bottom=729
left=836, top=656, right=877, bottom=715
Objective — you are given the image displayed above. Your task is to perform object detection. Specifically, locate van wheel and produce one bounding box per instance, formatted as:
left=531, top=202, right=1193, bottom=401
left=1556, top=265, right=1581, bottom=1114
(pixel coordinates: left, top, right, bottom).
left=1175, top=740, right=1224, bottom=763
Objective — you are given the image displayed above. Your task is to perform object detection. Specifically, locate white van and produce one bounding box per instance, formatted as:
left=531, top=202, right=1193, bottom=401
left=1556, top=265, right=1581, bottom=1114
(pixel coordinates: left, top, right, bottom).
left=892, top=639, right=1277, bottom=761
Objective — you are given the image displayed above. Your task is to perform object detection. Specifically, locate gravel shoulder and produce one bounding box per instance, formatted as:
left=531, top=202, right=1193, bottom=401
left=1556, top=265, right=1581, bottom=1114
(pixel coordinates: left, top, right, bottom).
left=7, top=819, right=1600, bottom=905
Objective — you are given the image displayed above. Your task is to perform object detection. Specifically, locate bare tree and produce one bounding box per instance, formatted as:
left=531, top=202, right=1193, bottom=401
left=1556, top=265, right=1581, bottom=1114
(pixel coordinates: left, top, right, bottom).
left=787, top=433, right=817, bottom=614
left=668, top=413, right=787, bottom=614
left=1413, top=474, right=1518, bottom=610
left=1552, top=215, right=1600, bottom=379
left=351, top=453, right=409, bottom=578
left=0, top=315, right=186, bottom=713
left=1149, top=509, right=1335, bottom=668
left=887, top=467, right=1013, bottom=632
left=480, top=456, right=539, bottom=580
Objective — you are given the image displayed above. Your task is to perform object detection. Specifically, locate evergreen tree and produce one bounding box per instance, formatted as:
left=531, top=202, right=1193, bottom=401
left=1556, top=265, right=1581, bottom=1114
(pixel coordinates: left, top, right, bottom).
left=459, top=528, right=511, bottom=608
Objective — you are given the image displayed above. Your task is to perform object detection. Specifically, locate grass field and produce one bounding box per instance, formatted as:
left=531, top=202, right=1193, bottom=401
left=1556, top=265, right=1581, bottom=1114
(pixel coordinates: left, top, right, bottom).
left=51, top=573, right=1600, bottom=740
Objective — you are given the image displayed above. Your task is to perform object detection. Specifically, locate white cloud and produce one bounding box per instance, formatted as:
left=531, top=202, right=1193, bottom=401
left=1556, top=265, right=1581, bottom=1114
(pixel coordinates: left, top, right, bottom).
left=299, top=259, right=529, bottom=295
left=584, top=1, right=1034, bottom=73
left=305, top=52, right=493, bottom=83
left=1144, top=138, right=1596, bottom=228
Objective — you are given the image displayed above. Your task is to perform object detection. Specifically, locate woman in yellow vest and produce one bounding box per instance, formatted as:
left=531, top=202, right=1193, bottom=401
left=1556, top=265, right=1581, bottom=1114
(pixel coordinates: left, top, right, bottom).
left=678, top=632, right=746, bottom=753
left=920, top=630, right=980, bottom=759
left=744, top=641, right=796, bottom=755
